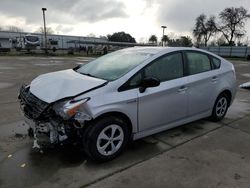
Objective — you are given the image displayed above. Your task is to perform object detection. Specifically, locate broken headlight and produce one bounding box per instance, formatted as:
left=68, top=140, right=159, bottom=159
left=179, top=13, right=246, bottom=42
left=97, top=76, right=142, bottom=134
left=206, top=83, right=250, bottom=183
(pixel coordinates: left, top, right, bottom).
left=53, top=97, right=90, bottom=120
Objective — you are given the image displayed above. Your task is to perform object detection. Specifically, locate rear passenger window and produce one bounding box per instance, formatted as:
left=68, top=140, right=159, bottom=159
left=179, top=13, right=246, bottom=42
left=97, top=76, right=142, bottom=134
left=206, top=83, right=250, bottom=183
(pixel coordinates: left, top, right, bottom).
left=211, top=57, right=221, bottom=69
left=186, top=52, right=211, bottom=75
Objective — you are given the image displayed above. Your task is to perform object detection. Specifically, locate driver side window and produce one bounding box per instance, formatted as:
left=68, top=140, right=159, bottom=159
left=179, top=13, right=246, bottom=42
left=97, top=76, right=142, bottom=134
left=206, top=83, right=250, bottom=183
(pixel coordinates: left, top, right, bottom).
left=119, top=52, right=184, bottom=92
left=127, top=52, right=184, bottom=88
left=144, top=52, right=183, bottom=82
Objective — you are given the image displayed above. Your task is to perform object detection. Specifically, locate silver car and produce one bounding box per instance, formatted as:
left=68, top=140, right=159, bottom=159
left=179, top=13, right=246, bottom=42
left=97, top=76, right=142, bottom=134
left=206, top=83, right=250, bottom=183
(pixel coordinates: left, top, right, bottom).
left=19, top=47, right=236, bottom=161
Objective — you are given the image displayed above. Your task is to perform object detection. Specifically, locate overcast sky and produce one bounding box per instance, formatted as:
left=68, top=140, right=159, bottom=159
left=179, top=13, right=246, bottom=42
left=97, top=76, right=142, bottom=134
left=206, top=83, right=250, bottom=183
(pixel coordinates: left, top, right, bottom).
left=0, top=0, right=249, bottom=42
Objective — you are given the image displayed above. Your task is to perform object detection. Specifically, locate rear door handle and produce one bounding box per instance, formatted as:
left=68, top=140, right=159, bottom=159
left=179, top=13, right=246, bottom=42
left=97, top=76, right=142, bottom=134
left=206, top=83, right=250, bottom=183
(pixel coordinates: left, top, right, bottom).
left=212, top=76, right=218, bottom=82
left=178, top=86, right=188, bottom=92
left=126, top=99, right=137, bottom=104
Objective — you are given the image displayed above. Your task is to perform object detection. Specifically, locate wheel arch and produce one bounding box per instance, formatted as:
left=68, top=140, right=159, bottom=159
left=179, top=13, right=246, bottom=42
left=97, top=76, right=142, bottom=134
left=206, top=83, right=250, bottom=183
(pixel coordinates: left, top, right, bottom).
left=91, top=111, right=133, bottom=137
left=210, top=89, right=232, bottom=122
left=218, top=89, right=232, bottom=105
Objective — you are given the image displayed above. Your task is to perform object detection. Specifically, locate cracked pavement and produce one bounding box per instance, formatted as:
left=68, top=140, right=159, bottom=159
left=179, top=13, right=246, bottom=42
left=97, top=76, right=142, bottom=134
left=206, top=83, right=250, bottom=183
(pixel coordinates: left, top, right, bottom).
left=0, top=56, right=249, bottom=188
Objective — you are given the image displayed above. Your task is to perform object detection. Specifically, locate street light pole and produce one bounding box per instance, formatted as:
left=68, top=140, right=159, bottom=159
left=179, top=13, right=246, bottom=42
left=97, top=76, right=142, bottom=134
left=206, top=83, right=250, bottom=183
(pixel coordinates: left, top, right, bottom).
left=161, top=25, right=167, bottom=47
left=42, top=8, right=47, bottom=54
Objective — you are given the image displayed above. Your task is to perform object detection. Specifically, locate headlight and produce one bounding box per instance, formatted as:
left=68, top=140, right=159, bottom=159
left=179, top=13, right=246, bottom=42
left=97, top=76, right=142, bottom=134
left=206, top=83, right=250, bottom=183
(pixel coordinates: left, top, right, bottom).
left=53, top=97, right=90, bottom=119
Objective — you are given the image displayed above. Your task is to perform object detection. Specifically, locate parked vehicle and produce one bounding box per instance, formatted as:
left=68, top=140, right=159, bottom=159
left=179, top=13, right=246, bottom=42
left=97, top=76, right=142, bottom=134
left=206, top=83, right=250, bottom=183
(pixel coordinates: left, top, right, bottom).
left=18, top=47, right=236, bottom=161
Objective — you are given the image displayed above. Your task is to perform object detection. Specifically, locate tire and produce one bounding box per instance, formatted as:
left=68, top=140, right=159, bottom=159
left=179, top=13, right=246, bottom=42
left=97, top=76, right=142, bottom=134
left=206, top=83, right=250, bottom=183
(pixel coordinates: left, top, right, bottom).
left=211, top=93, right=229, bottom=122
left=83, top=116, right=129, bottom=162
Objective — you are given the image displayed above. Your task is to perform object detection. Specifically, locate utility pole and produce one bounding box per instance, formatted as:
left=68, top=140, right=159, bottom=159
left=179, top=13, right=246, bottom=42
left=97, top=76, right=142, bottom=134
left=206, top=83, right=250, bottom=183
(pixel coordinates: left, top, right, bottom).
left=42, top=8, right=47, bottom=54
left=161, top=25, right=167, bottom=47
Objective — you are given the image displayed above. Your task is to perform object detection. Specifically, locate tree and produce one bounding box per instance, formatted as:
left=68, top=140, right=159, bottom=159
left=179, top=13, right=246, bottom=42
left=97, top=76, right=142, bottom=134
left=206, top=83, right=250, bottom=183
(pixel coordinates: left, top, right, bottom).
left=180, top=36, right=193, bottom=47
left=35, top=27, right=54, bottom=34
left=107, top=32, right=136, bottom=43
left=162, top=35, right=169, bottom=46
left=168, top=36, right=193, bottom=47
left=193, top=14, right=217, bottom=46
left=217, top=7, right=250, bottom=46
left=8, top=26, right=23, bottom=32
left=149, top=35, right=158, bottom=44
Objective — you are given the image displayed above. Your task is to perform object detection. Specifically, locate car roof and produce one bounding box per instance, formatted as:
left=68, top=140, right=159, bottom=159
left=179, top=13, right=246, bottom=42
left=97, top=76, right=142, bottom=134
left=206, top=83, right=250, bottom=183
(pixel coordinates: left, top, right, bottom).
left=121, top=46, right=212, bottom=56
left=116, top=47, right=224, bottom=63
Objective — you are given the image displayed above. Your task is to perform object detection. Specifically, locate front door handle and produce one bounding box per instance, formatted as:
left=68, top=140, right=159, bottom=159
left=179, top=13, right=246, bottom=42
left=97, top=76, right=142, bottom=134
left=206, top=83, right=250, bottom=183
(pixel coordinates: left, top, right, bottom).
left=178, top=86, right=188, bottom=92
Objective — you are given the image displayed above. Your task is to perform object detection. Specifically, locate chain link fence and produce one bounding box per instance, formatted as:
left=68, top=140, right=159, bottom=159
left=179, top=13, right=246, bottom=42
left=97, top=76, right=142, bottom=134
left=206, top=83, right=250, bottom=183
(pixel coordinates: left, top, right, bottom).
left=200, top=46, right=250, bottom=58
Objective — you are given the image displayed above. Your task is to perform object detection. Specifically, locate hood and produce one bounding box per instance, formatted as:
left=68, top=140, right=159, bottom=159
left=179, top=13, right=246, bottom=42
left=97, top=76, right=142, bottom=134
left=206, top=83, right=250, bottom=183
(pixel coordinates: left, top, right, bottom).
left=30, top=69, right=106, bottom=103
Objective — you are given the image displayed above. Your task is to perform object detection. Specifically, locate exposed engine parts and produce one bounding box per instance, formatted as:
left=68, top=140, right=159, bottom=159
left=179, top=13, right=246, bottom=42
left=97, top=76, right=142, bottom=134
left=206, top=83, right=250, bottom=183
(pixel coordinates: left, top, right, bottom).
left=19, top=85, right=92, bottom=148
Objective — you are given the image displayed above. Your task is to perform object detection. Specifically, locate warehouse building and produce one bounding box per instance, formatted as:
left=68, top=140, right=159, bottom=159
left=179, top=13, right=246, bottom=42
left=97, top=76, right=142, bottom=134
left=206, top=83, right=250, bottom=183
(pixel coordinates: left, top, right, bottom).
left=0, top=30, right=108, bottom=50
left=0, top=30, right=154, bottom=55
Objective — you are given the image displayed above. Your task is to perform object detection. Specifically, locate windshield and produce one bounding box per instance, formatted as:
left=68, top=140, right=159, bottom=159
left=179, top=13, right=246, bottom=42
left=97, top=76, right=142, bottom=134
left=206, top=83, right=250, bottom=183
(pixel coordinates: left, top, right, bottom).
left=76, top=50, right=153, bottom=81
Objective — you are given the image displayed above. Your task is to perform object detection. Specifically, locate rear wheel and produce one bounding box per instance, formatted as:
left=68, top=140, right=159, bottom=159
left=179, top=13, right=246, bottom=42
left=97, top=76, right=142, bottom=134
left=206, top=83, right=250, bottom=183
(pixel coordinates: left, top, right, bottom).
left=211, top=93, right=229, bottom=122
left=83, top=116, right=129, bottom=162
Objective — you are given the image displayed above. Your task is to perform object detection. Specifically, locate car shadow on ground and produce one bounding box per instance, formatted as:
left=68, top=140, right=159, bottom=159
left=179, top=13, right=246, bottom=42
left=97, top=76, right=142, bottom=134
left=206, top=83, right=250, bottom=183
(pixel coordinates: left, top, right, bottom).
left=27, top=118, right=215, bottom=167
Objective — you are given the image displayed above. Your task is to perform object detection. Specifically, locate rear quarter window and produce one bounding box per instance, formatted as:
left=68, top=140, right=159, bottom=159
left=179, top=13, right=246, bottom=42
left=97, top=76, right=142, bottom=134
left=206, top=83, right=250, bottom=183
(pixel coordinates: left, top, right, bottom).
left=211, top=56, right=221, bottom=69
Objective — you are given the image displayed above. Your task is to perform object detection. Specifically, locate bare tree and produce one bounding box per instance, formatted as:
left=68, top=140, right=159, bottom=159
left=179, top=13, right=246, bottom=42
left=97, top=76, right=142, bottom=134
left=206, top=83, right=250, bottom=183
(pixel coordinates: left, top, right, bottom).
left=35, top=27, right=54, bottom=34
left=8, top=26, right=23, bottom=32
left=149, top=35, right=158, bottom=44
left=217, top=7, right=250, bottom=46
left=193, top=14, right=217, bottom=46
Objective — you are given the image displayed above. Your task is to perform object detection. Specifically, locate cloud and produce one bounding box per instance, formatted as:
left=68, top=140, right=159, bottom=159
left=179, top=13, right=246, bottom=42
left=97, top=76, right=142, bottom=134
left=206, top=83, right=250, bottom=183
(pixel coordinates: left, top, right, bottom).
left=74, top=0, right=127, bottom=22
left=0, top=0, right=127, bottom=25
left=0, top=0, right=249, bottom=40
left=156, top=0, right=250, bottom=33
left=55, top=25, right=74, bottom=34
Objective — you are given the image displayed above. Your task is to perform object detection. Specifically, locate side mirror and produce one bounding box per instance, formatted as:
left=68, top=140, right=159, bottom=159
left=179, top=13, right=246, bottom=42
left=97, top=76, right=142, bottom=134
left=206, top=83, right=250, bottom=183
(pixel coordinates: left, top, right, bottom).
left=139, top=77, right=160, bottom=93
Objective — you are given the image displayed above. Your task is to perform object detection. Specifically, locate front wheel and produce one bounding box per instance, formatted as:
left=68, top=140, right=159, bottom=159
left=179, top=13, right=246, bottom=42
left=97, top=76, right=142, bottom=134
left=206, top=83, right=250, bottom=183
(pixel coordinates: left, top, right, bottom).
left=211, top=93, right=229, bottom=122
left=83, top=116, right=129, bottom=162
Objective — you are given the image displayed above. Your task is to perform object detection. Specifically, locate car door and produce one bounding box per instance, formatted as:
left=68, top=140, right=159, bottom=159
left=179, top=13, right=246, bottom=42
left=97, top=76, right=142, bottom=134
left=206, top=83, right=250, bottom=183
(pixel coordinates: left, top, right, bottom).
left=184, top=51, right=218, bottom=117
left=137, top=52, right=188, bottom=132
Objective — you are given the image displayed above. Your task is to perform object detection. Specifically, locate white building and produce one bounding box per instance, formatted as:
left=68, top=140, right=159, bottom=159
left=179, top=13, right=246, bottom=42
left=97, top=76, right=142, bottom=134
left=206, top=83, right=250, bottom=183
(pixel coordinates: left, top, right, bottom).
left=0, top=30, right=108, bottom=50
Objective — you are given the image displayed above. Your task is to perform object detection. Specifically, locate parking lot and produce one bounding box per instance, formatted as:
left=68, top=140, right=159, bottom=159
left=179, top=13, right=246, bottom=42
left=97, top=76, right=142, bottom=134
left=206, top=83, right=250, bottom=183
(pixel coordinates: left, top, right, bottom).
left=0, top=56, right=250, bottom=188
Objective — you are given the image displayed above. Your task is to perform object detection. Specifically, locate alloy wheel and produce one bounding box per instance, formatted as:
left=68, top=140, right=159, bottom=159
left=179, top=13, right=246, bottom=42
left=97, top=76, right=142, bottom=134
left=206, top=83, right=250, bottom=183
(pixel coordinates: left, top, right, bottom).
left=215, top=97, right=228, bottom=117
left=96, top=124, right=124, bottom=156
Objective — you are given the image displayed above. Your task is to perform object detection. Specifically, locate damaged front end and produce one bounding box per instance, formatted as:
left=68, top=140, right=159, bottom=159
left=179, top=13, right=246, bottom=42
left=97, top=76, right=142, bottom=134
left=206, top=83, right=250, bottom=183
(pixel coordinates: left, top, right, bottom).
left=18, top=85, right=92, bottom=149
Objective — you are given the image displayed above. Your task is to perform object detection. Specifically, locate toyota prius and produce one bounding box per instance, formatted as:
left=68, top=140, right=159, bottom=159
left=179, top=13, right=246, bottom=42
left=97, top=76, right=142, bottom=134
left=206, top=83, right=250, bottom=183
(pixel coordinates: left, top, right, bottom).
left=19, top=47, right=236, bottom=161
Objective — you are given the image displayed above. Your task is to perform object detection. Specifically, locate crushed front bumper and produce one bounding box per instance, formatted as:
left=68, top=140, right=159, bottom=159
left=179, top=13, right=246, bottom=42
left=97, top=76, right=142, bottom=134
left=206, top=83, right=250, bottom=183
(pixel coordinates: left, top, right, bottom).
left=19, top=85, right=68, bottom=148
left=24, top=117, right=68, bottom=149
left=19, top=85, right=92, bottom=149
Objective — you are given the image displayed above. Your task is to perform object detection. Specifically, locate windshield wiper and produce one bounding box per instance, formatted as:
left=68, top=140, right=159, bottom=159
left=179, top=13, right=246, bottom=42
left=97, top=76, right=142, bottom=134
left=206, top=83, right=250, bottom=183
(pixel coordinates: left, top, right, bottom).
left=76, top=71, right=108, bottom=81
left=79, top=72, right=98, bottom=78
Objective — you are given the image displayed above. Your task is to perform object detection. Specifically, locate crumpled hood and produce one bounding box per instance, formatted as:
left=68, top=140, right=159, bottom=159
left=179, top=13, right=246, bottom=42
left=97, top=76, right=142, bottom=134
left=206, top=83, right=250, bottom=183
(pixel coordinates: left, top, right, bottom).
left=30, top=69, right=106, bottom=103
